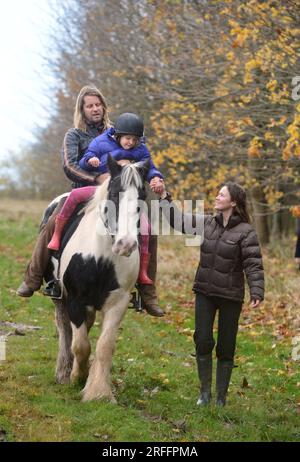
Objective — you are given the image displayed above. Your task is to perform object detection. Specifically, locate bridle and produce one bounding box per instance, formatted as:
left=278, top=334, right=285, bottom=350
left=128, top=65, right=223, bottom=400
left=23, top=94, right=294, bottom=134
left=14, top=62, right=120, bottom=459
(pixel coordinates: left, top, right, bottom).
left=98, top=164, right=146, bottom=251
left=99, top=212, right=116, bottom=243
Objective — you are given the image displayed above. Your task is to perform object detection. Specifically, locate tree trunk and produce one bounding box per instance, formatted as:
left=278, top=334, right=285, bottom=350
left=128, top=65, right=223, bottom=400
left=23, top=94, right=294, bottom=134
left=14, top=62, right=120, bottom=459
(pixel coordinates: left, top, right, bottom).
left=250, top=185, right=270, bottom=244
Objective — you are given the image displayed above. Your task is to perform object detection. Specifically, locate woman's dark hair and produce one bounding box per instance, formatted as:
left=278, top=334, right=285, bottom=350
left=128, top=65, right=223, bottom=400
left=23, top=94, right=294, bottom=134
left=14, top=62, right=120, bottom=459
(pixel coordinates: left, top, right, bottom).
left=223, top=181, right=251, bottom=223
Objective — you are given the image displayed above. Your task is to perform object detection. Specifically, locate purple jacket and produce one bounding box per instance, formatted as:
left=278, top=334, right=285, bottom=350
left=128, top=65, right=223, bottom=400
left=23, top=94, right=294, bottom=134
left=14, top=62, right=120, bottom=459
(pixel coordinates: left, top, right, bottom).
left=79, top=127, right=164, bottom=183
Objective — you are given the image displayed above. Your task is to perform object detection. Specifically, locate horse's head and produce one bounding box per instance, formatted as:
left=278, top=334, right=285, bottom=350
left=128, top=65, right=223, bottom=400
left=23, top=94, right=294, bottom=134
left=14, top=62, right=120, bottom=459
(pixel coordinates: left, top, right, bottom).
left=103, top=154, right=151, bottom=257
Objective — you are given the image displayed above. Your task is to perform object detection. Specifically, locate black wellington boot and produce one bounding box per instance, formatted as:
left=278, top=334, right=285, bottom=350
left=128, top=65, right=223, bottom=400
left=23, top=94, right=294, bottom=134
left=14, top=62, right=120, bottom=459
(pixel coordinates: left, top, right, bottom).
left=216, top=360, right=234, bottom=407
left=196, top=354, right=212, bottom=406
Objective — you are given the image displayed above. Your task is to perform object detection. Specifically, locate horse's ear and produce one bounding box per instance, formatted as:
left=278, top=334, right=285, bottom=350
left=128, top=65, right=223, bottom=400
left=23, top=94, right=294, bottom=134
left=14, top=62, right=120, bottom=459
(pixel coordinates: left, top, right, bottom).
left=107, top=153, right=122, bottom=177
left=137, top=158, right=151, bottom=181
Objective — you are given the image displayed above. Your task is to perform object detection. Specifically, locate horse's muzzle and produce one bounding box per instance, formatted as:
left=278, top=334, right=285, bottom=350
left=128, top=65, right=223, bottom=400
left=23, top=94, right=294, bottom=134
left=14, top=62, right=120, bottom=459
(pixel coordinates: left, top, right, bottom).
left=112, top=237, right=138, bottom=257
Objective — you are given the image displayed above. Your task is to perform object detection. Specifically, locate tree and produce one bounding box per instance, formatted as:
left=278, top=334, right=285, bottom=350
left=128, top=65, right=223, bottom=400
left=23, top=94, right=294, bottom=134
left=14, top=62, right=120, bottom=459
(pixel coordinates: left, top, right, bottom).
left=4, top=0, right=300, bottom=245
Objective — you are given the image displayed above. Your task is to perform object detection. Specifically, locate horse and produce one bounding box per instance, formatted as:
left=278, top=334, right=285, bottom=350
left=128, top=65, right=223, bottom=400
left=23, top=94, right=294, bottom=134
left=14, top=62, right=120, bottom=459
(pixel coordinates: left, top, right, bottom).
left=49, top=155, right=150, bottom=402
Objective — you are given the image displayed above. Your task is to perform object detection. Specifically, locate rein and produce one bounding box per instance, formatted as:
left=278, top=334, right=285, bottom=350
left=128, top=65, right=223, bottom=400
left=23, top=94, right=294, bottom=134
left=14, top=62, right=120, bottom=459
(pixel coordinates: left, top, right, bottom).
left=99, top=211, right=116, bottom=244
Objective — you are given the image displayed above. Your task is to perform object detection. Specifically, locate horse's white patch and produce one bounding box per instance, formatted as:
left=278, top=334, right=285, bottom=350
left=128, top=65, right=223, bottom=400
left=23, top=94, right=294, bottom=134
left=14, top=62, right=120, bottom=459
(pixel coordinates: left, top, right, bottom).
left=51, top=256, right=60, bottom=280
left=116, top=186, right=139, bottom=245
left=49, top=192, right=70, bottom=207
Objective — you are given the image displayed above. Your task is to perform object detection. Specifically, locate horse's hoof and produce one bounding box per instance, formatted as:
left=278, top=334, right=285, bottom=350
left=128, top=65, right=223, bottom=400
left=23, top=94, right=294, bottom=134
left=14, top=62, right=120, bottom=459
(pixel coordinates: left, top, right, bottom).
left=55, top=368, right=72, bottom=385
left=109, top=395, right=117, bottom=404
left=55, top=374, right=71, bottom=385
left=81, top=389, right=116, bottom=403
left=71, top=373, right=88, bottom=386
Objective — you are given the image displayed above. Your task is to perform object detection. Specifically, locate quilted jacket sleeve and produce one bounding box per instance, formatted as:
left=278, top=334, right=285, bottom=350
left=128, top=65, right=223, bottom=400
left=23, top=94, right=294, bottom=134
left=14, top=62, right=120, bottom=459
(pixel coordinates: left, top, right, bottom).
left=159, top=194, right=206, bottom=236
left=240, top=228, right=265, bottom=301
left=135, top=144, right=164, bottom=182
left=62, top=129, right=100, bottom=184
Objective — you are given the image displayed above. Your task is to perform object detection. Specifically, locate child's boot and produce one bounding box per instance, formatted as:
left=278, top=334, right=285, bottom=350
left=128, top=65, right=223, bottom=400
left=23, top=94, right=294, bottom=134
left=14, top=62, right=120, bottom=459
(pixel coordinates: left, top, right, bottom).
left=138, top=252, right=153, bottom=285
left=47, top=216, right=69, bottom=251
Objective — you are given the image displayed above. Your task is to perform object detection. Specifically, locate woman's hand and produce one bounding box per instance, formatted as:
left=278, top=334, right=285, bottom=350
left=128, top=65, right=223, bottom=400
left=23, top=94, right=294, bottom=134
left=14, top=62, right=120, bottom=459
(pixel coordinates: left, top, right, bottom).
left=150, top=177, right=165, bottom=195
left=88, top=157, right=100, bottom=167
left=250, top=299, right=261, bottom=308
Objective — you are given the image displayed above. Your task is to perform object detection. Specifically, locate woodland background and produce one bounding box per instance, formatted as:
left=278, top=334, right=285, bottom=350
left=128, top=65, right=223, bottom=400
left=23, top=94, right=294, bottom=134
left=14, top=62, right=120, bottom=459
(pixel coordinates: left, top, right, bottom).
left=1, top=1, right=300, bottom=441
left=1, top=0, right=300, bottom=244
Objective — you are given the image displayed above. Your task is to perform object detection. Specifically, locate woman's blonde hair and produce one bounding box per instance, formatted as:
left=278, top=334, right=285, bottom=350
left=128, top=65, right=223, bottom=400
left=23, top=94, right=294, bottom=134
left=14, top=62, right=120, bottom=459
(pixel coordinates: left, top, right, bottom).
left=73, top=85, right=111, bottom=131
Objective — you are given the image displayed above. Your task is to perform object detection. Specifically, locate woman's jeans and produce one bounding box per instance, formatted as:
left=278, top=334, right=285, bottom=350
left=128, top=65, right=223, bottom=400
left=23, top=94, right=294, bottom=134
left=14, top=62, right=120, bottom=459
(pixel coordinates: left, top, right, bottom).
left=194, top=293, right=242, bottom=362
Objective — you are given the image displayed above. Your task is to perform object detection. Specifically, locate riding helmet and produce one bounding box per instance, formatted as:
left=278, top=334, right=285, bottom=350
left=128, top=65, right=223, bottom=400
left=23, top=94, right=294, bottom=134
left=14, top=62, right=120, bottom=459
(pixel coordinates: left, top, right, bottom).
left=114, top=113, right=144, bottom=137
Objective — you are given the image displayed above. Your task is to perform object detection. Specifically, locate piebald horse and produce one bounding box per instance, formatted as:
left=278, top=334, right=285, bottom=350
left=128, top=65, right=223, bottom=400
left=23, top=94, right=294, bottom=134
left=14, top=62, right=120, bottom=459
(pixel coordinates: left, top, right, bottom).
left=51, top=155, right=150, bottom=402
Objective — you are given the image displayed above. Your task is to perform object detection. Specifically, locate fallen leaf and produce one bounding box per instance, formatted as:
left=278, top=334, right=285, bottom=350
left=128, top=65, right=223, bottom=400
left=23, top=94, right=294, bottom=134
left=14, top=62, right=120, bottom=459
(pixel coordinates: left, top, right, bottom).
left=242, top=377, right=250, bottom=388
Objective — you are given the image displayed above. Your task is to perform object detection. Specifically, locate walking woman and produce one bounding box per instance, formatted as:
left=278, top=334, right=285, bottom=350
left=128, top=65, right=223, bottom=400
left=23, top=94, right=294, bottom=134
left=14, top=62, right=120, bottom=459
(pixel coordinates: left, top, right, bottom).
left=159, top=182, right=264, bottom=406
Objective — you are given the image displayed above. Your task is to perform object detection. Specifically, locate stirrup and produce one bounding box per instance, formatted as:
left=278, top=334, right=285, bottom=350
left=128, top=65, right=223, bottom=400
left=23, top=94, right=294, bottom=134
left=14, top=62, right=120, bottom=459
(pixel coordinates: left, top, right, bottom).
left=129, top=286, right=143, bottom=312
left=43, top=279, right=63, bottom=300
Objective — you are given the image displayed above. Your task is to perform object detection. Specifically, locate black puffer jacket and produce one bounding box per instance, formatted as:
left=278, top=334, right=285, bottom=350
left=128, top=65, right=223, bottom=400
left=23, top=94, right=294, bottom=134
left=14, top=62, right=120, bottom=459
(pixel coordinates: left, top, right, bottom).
left=160, top=197, right=264, bottom=303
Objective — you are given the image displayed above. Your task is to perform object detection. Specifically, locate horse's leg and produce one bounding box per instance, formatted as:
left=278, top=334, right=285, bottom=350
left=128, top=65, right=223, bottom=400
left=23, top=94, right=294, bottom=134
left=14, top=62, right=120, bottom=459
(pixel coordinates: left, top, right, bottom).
left=70, top=319, right=91, bottom=384
left=82, top=289, right=130, bottom=402
left=85, top=306, right=96, bottom=371
left=54, top=299, right=74, bottom=384
left=86, top=306, right=96, bottom=333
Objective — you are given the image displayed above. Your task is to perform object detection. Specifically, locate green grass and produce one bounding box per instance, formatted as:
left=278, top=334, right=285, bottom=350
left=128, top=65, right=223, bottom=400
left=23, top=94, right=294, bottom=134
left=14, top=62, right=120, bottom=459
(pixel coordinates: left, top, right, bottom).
left=0, top=202, right=299, bottom=442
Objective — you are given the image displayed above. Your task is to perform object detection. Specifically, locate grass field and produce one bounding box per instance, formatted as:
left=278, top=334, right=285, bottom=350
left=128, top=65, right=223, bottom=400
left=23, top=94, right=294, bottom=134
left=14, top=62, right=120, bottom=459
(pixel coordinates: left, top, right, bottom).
left=0, top=199, right=299, bottom=442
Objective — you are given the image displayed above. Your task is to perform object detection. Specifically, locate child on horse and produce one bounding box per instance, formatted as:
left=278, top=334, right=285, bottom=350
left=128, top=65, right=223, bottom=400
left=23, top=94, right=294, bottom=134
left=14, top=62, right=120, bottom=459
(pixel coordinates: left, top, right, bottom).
left=47, top=112, right=165, bottom=285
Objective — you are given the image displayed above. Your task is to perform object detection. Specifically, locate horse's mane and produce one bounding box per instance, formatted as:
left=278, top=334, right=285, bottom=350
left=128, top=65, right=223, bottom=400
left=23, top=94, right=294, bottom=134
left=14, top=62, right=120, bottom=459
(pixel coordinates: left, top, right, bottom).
left=121, top=162, right=143, bottom=190
left=84, top=163, right=143, bottom=215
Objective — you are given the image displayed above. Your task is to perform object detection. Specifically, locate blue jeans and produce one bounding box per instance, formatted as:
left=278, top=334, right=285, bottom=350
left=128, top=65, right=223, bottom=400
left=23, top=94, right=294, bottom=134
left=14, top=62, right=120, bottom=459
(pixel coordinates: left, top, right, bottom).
left=194, top=293, right=242, bottom=362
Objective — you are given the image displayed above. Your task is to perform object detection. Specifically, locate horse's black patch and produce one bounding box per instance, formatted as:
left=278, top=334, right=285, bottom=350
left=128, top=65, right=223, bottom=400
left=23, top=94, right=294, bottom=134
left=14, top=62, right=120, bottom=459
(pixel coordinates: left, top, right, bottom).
left=63, top=254, right=120, bottom=327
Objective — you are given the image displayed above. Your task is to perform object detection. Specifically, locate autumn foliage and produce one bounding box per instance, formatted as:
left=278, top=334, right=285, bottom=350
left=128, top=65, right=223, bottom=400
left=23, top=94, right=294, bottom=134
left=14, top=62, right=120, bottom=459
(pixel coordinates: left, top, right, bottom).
left=2, top=0, right=300, bottom=243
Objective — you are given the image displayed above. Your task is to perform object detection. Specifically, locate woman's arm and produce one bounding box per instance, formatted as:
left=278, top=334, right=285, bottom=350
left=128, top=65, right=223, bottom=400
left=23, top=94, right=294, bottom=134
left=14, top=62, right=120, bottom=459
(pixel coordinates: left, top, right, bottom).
left=62, top=129, right=100, bottom=183
left=240, top=228, right=265, bottom=303
left=159, top=190, right=206, bottom=235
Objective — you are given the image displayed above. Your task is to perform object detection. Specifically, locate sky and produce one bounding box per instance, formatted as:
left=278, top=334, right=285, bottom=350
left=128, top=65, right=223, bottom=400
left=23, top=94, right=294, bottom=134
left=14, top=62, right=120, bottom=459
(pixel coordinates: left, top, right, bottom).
left=0, top=0, right=53, bottom=162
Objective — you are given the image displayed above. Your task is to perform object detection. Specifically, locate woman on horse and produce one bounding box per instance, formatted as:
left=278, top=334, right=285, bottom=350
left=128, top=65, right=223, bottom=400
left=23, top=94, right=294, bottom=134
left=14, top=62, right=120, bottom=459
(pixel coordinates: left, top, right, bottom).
left=159, top=182, right=264, bottom=407
left=17, top=86, right=164, bottom=316
left=47, top=112, right=165, bottom=286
